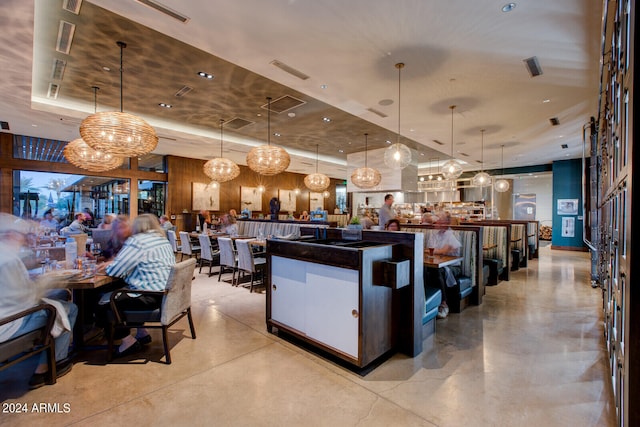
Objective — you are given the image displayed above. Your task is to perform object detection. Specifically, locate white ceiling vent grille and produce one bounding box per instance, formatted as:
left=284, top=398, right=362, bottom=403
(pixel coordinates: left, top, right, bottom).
left=262, top=95, right=306, bottom=114
left=56, top=21, right=76, bottom=55
left=270, top=60, right=310, bottom=80
left=62, top=0, right=82, bottom=14
left=225, top=117, right=255, bottom=130
left=367, top=108, right=388, bottom=118
left=47, top=83, right=60, bottom=99
left=174, top=85, right=193, bottom=97
left=135, top=0, right=190, bottom=23
left=51, top=58, right=67, bottom=80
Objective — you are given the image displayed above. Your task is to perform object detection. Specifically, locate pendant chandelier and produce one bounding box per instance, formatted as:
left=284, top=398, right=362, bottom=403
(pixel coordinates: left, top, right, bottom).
left=494, top=144, right=510, bottom=192
left=384, top=63, right=412, bottom=169
left=304, top=144, right=330, bottom=191
left=203, top=119, right=240, bottom=183
left=64, top=87, right=124, bottom=172
left=351, top=133, right=382, bottom=189
left=80, top=41, right=158, bottom=157
left=246, top=97, right=290, bottom=175
left=472, top=128, right=491, bottom=187
left=441, top=105, right=463, bottom=180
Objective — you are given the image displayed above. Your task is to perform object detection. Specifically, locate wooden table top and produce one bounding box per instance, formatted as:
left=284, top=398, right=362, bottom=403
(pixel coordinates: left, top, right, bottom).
left=65, top=274, right=118, bottom=289
left=424, top=254, right=463, bottom=268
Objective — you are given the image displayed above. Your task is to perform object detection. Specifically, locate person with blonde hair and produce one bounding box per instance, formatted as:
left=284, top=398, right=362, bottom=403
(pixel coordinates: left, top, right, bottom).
left=100, top=214, right=175, bottom=358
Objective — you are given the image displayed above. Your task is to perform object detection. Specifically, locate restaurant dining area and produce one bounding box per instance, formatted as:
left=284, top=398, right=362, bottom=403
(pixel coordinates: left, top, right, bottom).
left=0, top=0, right=636, bottom=426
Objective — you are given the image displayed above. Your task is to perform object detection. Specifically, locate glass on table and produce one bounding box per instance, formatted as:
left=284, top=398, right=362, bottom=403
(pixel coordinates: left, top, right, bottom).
left=427, top=247, right=435, bottom=259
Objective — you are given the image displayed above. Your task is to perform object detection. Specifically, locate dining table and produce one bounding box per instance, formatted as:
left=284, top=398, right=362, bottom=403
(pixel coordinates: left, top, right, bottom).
left=423, top=254, right=463, bottom=269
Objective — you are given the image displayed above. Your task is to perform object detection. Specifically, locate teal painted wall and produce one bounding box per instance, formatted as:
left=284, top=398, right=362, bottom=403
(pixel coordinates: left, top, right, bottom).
left=552, top=159, right=584, bottom=248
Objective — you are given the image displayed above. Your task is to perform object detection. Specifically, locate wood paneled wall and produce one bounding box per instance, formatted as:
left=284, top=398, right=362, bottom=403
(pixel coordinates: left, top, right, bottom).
left=166, top=155, right=341, bottom=231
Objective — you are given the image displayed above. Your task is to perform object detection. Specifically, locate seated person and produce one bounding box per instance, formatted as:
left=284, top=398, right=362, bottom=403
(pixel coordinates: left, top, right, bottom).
left=68, top=213, right=88, bottom=234
left=101, top=215, right=132, bottom=260
left=198, top=209, right=211, bottom=231
left=0, top=214, right=77, bottom=389
left=220, top=214, right=238, bottom=236
left=97, top=214, right=115, bottom=230
left=39, top=209, right=59, bottom=232
left=424, top=212, right=461, bottom=319
left=420, top=207, right=436, bottom=224
left=228, top=209, right=238, bottom=219
left=159, top=214, right=173, bottom=231
left=360, top=213, right=374, bottom=229
left=98, top=214, right=176, bottom=357
left=298, top=210, right=310, bottom=221
left=385, top=218, right=400, bottom=231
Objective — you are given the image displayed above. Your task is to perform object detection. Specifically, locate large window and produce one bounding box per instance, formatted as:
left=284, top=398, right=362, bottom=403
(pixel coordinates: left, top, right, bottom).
left=138, top=180, right=166, bottom=216
left=13, top=170, right=130, bottom=224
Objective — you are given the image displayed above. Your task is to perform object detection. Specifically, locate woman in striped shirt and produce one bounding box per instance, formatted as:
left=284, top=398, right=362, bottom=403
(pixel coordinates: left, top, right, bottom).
left=103, top=214, right=176, bottom=358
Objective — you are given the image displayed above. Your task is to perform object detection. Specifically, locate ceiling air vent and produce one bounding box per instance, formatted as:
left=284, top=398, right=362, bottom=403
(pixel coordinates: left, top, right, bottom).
left=367, top=108, right=388, bottom=118
left=51, top=58, right=67, bottom=80
left=62, top=0, right=82, bottom=14
left=47, top=83, right=60, bottom=99
left=549, top=117, right=560, bottom=126
left=174, top=85, right=193, bottom=97
left=561, top=143, right=568, bottom=149
left=135, top=0, right=190, bottom=23
left=270, top=60, right=310, bottom=80
left=262, top=95, right=306, bottom=114
left=523, top=56, right=543, bottom=77
left=1, top=121, right=9, bottom=130
left=432, top=139, right=445, bottom=146
left=225, top=117, right=255, bottom=130
left=56, top=21, right=75, bottom=55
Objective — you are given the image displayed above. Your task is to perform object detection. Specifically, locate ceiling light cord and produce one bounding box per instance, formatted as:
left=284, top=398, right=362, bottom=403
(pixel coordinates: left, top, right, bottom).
left=315, top=144, right=319, bottom=173
left=364, top=133, right=369, bottom=168
left=117, top=41, right=126, bottom=113
left=397, top=63, right=402, bottom=145
left=267, top=97, right=272, bottom=146
left=450, top=105, right=455, bottom=159
left=92, top=86, right=99, bottom=113
left=219, top=119, right=225, bottom=158
left=480, top=129, right=485, bottom=172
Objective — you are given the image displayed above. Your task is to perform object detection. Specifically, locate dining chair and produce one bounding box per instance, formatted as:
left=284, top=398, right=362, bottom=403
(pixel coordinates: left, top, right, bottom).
left=178, top=231, right=200, bottom=261
left=167, top=230, right=182, bottom=259
left=107, top=258, right=197, bottom=365
left=0, top=303, right=57, bottom=385
left=217, top=237, right=238, bottom=285
left=235, top=239, right=267, bottom=293
left=198, top=234, right=220, bottom=276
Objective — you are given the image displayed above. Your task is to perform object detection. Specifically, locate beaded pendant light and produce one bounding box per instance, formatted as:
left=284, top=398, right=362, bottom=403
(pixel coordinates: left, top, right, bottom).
left=203, top=119, right=240, bottom=183
left=304, top=144, right=330, bottom=191
left=384, top=63, right=412, bottom=169
left=472, top=129, right=491, bottom=187
left=351, top=133, right=381, bottom=189
left=246, top=97, right=290, bottom=175
left=80, top=41, right=158, bottom=157
left=441, top=105, right=463, bottom=180
left=64, top=87, right=124, bottom=172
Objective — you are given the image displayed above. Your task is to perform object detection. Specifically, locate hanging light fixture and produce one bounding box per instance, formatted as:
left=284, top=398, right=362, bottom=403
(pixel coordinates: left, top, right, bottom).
left=246, top=97, right=290, bottom=175
left=472, top=128, right=492, bottom=187
left=203, top=119, right=240, bottom=183
left=80, top=41, right=158, bottom=157
left=64, top=87, right=124, bottom=172
left=494, top=144, right=510, bottom=192
left=304, top=144, right=330, bottom=191
left=351, top=133, right=382, bottom=189
left=441, top=105, right=463, bottom=180
left=384, top=62, right=412, bottom=169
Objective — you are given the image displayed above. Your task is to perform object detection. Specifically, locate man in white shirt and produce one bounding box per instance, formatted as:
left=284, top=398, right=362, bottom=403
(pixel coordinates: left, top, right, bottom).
left=378, top=194, right=396, bottom=229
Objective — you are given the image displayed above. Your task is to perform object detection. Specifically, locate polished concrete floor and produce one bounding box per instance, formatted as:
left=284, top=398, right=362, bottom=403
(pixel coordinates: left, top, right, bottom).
left=1, top=246, right=616, bottom=426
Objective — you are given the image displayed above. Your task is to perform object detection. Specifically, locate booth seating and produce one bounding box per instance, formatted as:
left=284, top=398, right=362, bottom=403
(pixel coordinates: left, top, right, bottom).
left=509, top=223, right=527, bottom=271
left=422, top=287, right=442, bottom=338
left=236, top=219, right=329, bottom=240
left=527, top=221, right=540, bottom=259
left=401, top=225, right=484, bottom=314
left=480, top=225, right=510, bottom=285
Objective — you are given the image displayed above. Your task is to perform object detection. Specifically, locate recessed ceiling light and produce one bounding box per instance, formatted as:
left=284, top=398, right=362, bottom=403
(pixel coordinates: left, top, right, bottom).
left=323, top=117, right=331, bottom=122
left=102, top=66, right=111, bottom=72
left=197, top=71, right=214, bottom=79
left=386, top=140, right=392, bottom=144
left=542, top=99, right=550, bottom=103
left=31, top=124, right=37, bottom=127
left=274, top=132, right=281, bottom=137
left=419, top=177, right=425, bottom=182
left=338, top=149, right=344, bottom=153
left=158, top=103, right=172, bottom=108
left=287, top=112, right=296, bottom=118
left=320, top=84, right=328, bottom=89
left=502, top=3, right=516, bottom=12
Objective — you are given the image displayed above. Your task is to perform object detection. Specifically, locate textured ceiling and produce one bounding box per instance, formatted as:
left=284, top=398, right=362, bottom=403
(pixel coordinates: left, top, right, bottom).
left=0, top=0, right=603, bottom=180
